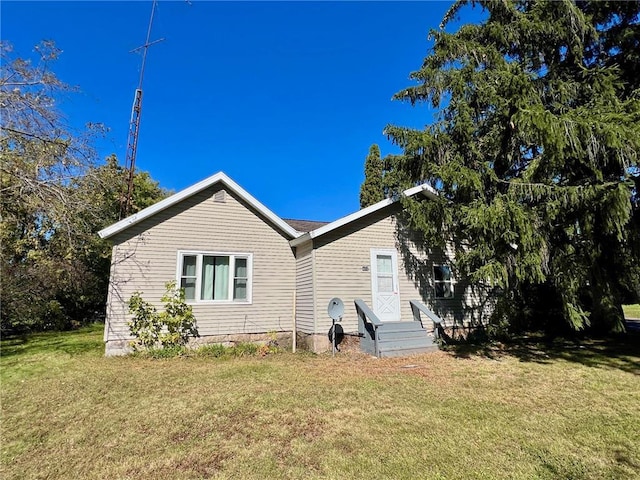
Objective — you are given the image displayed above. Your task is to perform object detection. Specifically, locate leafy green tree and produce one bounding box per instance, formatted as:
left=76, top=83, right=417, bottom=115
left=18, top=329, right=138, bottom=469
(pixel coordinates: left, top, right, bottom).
left=384, top=0, right=640, bottom=333
left=71, top=156, right=168, bottom=326
left=359, top=144, right=385, bottom=208
left=1, top=41, right=99, bottom=331
left=0, top=42, right=167, bottom=333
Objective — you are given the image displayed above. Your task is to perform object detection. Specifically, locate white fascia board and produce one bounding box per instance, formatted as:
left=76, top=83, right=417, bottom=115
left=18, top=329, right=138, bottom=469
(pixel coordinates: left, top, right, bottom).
left=308, top=197, right=396, bottom=240
left=289, top=182, right=438, bottom=247
left=403, top=183, right=439, bottom=200
left=98, top=171, right=301, bottom=240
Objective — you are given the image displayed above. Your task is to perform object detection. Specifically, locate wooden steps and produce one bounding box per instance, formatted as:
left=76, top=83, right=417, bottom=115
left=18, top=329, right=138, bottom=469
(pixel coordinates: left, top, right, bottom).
left=355, top=299, right=442, bottom=358
left=376, top=322, right=437, bottom=357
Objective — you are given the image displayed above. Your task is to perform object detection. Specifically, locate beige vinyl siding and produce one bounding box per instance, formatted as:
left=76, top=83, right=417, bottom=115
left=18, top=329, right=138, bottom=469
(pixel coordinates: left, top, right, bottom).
left=312, top=205, right=492, bottom=335
left=294, top=241, right=315, bottom=334
left=104, top=184, right=296, bottom=342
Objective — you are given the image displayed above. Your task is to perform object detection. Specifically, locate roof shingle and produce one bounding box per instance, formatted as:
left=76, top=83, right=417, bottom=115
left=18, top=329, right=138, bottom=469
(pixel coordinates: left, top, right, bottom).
left=283, top=218, right=330, bottom=233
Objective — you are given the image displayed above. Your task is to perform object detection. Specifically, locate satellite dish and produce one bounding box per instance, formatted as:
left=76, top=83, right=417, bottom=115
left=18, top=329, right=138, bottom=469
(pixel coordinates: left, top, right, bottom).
left=327, top=297, right=344, bottom=321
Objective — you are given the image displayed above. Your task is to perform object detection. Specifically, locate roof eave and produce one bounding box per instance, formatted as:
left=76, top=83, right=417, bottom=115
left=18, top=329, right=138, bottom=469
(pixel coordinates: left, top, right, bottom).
left=98, top=172, right=300, bottom=240
left=292, top=183, right=438, bottom=244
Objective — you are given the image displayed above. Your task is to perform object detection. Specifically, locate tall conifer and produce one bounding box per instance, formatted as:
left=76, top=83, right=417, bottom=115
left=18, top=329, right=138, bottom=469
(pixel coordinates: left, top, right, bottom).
left=385, top=0, right=640, bottom=332
left=359, top=144, right=385, bottom=208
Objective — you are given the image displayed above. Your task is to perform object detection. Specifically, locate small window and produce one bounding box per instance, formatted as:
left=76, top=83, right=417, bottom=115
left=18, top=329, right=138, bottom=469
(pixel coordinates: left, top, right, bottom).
left=178, top=252, right=251, bottom=303
left=433, top=265, right=454, bottom=298
left=376, top=254, right=394, bottom=293
left=180, top=255, right=197, bottom=300
left=233, top=257, right=248, bottom=300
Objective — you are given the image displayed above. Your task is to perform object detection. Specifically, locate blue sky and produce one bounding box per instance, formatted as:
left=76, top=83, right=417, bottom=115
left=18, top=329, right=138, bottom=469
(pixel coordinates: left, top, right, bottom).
left=3, top=1, right=480, bottom=221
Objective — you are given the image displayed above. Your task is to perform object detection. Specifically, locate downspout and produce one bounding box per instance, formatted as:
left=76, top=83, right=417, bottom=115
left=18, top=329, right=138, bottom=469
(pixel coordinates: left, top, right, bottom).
left=103, top=243, right=117, bottom=346
left=311, top=246, right=317, bottom=348
left=292, top=290, right=296, bottom=353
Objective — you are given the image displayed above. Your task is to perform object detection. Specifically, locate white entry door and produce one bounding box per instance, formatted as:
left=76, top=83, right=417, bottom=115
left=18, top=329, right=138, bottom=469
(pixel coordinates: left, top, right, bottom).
left=370, top=249, right=401, bottom=321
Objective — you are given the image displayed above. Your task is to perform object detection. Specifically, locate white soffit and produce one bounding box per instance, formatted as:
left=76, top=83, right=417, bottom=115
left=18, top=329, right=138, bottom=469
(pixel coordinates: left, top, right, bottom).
left=98, top=172, right=301, bottom=239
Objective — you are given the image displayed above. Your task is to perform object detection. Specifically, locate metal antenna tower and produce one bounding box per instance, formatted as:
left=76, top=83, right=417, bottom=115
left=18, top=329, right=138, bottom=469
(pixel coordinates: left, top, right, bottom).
left=120, top=0, right=165, bottom=219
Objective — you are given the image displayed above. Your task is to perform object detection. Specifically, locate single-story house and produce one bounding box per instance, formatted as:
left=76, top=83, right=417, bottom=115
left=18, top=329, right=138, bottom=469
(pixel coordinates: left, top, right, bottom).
left=99, top=172, right=493, bottom=356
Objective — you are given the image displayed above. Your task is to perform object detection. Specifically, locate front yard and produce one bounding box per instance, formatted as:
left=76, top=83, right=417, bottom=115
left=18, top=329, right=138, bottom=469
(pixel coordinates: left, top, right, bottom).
left=1, top=324, right=639, bottom=479
left=623, top=303, right=640, bottom=319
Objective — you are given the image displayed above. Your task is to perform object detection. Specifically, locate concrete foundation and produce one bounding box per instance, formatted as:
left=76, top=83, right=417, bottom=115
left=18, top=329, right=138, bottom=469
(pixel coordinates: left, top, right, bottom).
left=295, top=331, right=361, bottom=354
left=105, top=331, right=293, bottom=356
left=105, top=330, right=365, bottom=356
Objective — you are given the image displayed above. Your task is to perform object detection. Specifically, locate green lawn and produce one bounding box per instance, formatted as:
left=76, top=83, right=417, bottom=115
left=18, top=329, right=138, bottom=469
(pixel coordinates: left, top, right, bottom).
left=1, top=325, right=639, bottom=479
left=623, top=304, right=640, bottom=319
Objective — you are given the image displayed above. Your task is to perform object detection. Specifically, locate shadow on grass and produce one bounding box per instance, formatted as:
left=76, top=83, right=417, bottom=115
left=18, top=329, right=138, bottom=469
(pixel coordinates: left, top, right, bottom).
left=445, top=331, right=640, bottom=375
left=0, top=324, right=104, bottom=358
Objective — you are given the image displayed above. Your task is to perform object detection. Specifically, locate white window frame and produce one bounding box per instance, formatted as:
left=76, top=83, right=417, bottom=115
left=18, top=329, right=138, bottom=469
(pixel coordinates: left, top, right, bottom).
left=433, top=264, right=455, bottom=299
left=176, top=251, right=253, bottom=304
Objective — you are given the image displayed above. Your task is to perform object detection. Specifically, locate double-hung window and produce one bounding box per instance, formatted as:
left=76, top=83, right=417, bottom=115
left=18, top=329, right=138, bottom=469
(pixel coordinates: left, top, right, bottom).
left=178, top=252, right=252, bottom=303
left=433, top=265, right=454, bottom=298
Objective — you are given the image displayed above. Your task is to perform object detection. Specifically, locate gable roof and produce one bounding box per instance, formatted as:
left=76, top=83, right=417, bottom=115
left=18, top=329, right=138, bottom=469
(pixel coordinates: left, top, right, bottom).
left=289, top=183, right=438, bottom=247
left=98, top=172, right=301, bottom=240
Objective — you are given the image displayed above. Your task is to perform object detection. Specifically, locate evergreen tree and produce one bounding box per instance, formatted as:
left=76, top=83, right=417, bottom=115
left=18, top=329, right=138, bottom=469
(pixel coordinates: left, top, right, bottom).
left=385, top=0, right=640, bottom=332
left=359, top=144, right=385, bottom=208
